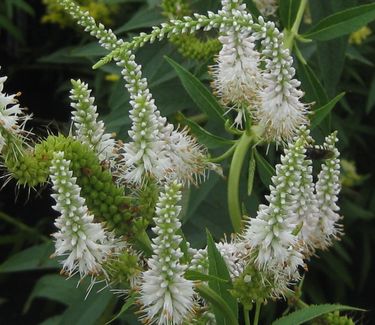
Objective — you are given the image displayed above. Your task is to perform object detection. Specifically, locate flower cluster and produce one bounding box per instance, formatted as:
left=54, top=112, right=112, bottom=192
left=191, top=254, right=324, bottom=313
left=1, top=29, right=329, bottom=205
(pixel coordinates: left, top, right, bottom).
left=70, top=79, right=115, bottom=161
left=57, top=0, right=216, bottom=185
left=313, top=133, right=342, bottom=249
left=243, top=127, right=308, bottom=283
left=211, top=0, right=308, bottom=141
left=0, top=69, right=31, bottom=155
left=211, top=0, right=262, bottom=127
left=242, top=126, right=341, bottom=295
left=0, top=0, right=347, bottom=323
left=115, top=52, right=216, bottom=185
left=50, top=151, right=119, bottom=277
left=140, top=181, right=194, bottom=324
left=255, top=17, right=309, bottom=142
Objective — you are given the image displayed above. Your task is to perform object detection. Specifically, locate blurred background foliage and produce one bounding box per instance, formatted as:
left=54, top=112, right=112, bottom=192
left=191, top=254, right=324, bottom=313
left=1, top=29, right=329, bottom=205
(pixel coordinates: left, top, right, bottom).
left=0, top=0, right=374, bottom=324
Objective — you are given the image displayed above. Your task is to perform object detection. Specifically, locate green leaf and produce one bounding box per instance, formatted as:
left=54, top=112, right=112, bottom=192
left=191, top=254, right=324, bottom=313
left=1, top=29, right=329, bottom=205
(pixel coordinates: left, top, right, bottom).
left=178, top=113, right=235, bottom=149
left=185, top=270, right=229, bottom=283
left=115, top=7, right=164, bottom=33
left=310, top=92, right=345, bottom=130
left=183, top=174, right=220, bottom=223
left=70, top=42, right=107, bottom=58
left=279, top=0, right=301, bottom=29
left=165, top=56, right=226, bottom=124
left=38, top=47, right=86, bottom=64
left=272, top=304, right=362, bottom=325
left=105, top=293, right=137, bottom=324
left=206, top=230, right=238, bottom=325
left=366, top=76, right=375, bottom=114
left=39, top=315, right=63, bottom=325
left=342, top=201, right=374, bottom=220
left=247, top=148, right=256, bottom=196
left=317, top=38, right=347, bottom=98
left=304, top=3, right=375, bottom=41
left=346, top=46, right=374, bottom=67
left=176, top=229, right=191, bottom=264
left=254, top=148, right=275, bottom=188
left=60, top=287, right=113, bottom=325
left=0, top=14, right=24, bottom=43
left=12, top=0, right=35, bottom=16
left=297, top=60, right=329, bottom=107
left=24, top=275, right=83, bottom=313
left=245, top=0, right=261, bottom=17
left=0, top=242, right=58, bottom=273
left=195, top=284, right=238, bottom=325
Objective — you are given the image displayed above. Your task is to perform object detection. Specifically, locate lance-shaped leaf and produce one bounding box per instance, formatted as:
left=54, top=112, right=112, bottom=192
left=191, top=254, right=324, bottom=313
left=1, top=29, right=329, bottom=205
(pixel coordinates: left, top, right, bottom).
left=310, top=93, right=345, bottom=129
left=165, top=56, right=226, bottom=124
left=304, top=3, right=375, bottom=41
left=206, top=230, right=238, bottom=325
left=272, top=304, right=363, bottom=325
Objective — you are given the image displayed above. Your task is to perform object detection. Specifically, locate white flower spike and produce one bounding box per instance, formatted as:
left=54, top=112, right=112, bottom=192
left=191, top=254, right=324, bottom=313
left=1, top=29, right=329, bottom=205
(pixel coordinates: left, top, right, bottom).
left=70, top=79, right=115, bottom=161
left=313, top=132, right=342, bottom=250
left=0, top=68, right=31, bottom=153
left=50, top=151, right=118, bottom=278
left=140, top=181, right=194, bottom=325
left=244, top=127, right=308, bottom=280
left=212, top=0, right=263, bottom=127
left=255, top=18, right=309, bottom=142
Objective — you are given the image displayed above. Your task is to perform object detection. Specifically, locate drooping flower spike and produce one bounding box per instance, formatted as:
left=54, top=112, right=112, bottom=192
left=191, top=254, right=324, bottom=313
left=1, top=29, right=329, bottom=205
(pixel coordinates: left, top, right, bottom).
left=59, top=0, right=310, bottom=145
left=58, top=0, right=216, bottom=185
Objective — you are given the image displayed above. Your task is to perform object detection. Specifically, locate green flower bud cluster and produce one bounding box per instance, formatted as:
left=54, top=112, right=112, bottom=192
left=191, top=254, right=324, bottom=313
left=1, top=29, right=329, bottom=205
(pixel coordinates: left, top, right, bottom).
left=4, top=137, right=50, bottom=188
left=5, top=134, right=135, bottom=234
left=136, top=180, right=159, bottom=224
left=161, top=0, right=220, bottom=61
left=102, top=248, right=142, bottom=289
left=40, top=135, right=133, bottom=233
left=171, top=35, right=221, bottom=61
left=231, top=264, right=275, bottom=308
left=312, top=311, right=355, bottom=325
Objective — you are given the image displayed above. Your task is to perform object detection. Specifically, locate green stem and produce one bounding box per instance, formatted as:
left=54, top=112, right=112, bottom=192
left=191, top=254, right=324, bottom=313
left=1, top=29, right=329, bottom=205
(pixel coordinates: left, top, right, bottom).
left=253, top=301, right=262, bottom=325
left=227, top=132, right=253, bottom=233
left=296, top=299, right=309, bottom=309
left=135, top=229, right=153, bottom=256
left=188, top=113, right=208, bottom=124
left=0, top=212, right=49, bottom=242
left=244, top=307, right=251, bottom=325
left=195, top=284, right=239, bottom=325
left=209, top=143, right=237, bottom=163
left=286, top=288, right=309, bottom=309
left=283, top=0, right=308, bottom=50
